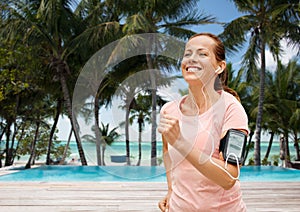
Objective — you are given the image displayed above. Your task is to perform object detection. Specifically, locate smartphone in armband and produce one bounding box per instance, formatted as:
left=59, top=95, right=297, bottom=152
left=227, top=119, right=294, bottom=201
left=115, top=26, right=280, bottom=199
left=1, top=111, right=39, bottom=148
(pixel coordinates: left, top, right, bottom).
left=219, top=129, right=247, bottom=165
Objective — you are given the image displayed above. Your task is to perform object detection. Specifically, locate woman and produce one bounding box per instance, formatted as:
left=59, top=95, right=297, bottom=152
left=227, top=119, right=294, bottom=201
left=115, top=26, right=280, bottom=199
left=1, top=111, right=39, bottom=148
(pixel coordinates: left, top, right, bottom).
left=157, top=33, right=248, bottom=211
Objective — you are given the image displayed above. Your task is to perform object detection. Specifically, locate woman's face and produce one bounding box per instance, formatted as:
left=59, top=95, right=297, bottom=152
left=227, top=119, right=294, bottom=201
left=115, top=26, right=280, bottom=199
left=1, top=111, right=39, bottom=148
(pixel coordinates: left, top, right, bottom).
left=181, top=35, right=219, bottom=86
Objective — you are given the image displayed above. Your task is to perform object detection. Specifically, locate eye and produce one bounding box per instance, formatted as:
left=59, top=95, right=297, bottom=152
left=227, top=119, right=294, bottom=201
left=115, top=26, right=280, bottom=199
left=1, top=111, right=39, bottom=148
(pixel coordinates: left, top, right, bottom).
left=183, top=52, right=191, bottom=57
left=199, top=52, right=207, bottom=57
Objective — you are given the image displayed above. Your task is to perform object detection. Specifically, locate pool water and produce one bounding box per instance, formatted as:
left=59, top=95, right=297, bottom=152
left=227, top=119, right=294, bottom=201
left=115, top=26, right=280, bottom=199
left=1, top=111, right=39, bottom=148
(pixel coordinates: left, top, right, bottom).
left=0, top=166, right=166, bottom=182
left=0, top=165, right=299, bottom=182
left=240, top=166, right=300, bottom=182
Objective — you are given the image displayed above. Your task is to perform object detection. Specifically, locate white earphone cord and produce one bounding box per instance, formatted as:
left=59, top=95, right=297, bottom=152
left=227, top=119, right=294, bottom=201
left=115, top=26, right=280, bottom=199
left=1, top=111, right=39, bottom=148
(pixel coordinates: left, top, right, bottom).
left=189, top=65, right=240, bottom=180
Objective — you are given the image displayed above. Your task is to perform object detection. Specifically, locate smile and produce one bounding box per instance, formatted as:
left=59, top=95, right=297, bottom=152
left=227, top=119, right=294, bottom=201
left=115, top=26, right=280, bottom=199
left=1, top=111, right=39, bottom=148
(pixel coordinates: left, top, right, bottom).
left=186, top=67, right=202, bottom=72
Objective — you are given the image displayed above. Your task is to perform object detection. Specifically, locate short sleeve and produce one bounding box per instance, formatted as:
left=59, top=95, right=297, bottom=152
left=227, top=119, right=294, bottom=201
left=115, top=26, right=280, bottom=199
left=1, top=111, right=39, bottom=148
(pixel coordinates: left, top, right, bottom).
left=159, top=101, right=177, bottom=116
left=222, top=98, right=249, bottom=135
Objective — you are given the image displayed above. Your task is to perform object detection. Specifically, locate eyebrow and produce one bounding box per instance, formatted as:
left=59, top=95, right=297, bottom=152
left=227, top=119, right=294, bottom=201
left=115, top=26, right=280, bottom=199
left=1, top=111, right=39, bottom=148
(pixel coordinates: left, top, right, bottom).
left=185, top=47, right=209, bottom=51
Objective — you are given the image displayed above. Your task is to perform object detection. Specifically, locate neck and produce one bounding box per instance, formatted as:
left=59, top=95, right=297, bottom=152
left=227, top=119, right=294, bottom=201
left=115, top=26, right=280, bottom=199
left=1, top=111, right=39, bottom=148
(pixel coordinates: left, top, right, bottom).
left=187, top=85, right=220, bottom=114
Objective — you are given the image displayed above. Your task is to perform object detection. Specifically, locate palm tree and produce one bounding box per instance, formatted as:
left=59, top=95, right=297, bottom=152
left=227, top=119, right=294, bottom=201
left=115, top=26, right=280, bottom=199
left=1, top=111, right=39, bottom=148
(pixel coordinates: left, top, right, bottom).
left=116, top=68, right=152, bottom=165
left=271, top=60, right=300, bottom=162
left=1, top=0, right=89, bottom=165
left=0, top=29, right=50, bottom=166
left=99, top=123, right=120, bottom=165
left=129, top=93, right=168, bottom=166
left=115, top=61, right=175, bottom=166
left=129, top=93, right=152, bottom=166
left=259, top=70, right=285, bottom=165
left=72, top=0, right=130, bottom=166
left=58, top=128, right=72, bottom=165
left=82, top=122, right=120, bottom=165
left=220, top=0, right=299, bottom=165
left=45, top=98, right=62, bottom=165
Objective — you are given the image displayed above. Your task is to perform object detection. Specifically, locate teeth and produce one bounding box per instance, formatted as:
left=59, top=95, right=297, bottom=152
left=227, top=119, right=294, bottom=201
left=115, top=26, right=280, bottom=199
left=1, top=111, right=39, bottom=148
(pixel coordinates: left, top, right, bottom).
left=187, top=67, right=201, bottom=72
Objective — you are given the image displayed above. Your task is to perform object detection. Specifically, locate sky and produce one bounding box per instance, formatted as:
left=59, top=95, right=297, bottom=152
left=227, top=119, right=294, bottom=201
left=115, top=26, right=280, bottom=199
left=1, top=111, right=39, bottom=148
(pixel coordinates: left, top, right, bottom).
left=196, top=0, right=243, bottom=34
left=57, top=0, right=298, bottom=141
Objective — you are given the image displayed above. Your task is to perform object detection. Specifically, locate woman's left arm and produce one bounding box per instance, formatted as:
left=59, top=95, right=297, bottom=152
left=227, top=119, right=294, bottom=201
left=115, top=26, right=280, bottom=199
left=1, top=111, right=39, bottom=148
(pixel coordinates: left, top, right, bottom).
left=182, top=135, right=243, bottom=190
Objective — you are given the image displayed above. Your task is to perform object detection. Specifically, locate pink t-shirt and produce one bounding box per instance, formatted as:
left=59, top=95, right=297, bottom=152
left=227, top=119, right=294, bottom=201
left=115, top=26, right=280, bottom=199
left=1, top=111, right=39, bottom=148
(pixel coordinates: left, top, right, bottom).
left=160, top=91, right=248, bottom=212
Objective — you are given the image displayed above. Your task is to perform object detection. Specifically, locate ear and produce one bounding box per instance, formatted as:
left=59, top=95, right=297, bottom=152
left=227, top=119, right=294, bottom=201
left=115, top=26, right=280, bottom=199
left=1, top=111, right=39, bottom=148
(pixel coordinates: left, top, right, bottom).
left=216, top=61, right=226, bottom=74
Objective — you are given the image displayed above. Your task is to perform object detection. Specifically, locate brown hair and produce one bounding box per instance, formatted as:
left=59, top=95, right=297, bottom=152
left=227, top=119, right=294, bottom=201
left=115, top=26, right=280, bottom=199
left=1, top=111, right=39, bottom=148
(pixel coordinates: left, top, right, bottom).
left=189, top=33, right=240, bottom=102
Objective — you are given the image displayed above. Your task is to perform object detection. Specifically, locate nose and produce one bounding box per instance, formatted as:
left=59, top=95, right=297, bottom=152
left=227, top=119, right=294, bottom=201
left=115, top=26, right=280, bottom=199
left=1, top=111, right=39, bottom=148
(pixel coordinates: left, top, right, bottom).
left=186, top=53, right=198, bottom=63
left=190, top=53, right=196, bottom=60
left=187, top=53, right=198, bottom=63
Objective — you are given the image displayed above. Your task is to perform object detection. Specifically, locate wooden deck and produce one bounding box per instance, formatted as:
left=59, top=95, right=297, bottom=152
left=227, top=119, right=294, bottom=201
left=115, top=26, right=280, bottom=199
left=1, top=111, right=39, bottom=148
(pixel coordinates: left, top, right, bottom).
left=0, top=181, right=299, bottom=212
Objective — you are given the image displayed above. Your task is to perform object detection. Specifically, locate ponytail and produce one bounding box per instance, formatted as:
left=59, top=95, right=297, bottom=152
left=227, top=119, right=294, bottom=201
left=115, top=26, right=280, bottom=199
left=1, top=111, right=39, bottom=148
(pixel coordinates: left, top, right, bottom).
left=219, top=67, right=241, bottom=102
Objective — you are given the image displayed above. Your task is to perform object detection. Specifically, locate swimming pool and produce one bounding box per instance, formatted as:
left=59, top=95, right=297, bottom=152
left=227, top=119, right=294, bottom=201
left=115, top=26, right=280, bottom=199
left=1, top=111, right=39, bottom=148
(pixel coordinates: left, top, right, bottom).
left=0, top=165, right=299, bottom=182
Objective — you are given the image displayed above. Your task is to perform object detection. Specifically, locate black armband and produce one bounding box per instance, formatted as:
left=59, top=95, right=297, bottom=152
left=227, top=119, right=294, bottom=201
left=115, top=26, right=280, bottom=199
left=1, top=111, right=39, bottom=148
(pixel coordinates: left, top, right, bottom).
left=219, top=129, right=247, bottom=165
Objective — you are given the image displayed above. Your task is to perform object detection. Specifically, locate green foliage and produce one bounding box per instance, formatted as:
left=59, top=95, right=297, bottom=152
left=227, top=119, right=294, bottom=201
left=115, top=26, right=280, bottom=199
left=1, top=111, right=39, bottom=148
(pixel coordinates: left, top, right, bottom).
left=82, top=122, right=120, bottom=146
left=157, top=157, right=163, bottom=166
left=247, top=157, right=255, bottom=165
left=261, top=157, right=270, bottom=166
left=16, top=123, right=68, bottom=162
left=221, top=0, right=299, bottom=165
left=99, top=123, right=120, bottom=146
left=271, top=155, right=280, bottom=166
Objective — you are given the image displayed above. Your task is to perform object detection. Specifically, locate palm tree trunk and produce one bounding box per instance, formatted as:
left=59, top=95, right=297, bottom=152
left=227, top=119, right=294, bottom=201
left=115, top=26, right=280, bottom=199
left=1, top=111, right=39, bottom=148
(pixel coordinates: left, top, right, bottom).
left=102, top=144, right=106, bottom=166
left=264, top=131, right=274, bottom=163
left=59, top=129, right=72, bottom=165
left=25, top=121, right=40, bottom=169
left=4, top=120, right=12, bottom=166
left=295, top=142, right=300, bottom=161
left=0, top=126, right=7, bottom=168
left=293, top=133, right=300, bottom=161
left=0, top=127, right=5, bottom=143
left=6, top=95, right=20, bottom=166
left=59, top=71, right=87, bottom=165
left=150, top=85, right=157, bottom=166
left=146, top=40, right=157, bottom=166
left=284, top=132, right=291, bottom=167
left=125, top=105, right=131, bottom=165
left=11, top=124, right=25, bottom=165
left=94, top=94, right=102, bottom=166
left=254, top=39, right=266, bottom=166
left=243, top=131, right=254, bottom=166
left=136, top=120, right=142, bottom=166
left=46, top=98, right=62, bottom=165
left=9, top=121, right=18, bottom=165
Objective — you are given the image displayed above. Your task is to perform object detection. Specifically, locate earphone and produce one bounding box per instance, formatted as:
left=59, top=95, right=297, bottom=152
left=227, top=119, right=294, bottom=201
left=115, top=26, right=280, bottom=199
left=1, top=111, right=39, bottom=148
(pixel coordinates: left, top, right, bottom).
left=215, top=66, right=222, bottom=74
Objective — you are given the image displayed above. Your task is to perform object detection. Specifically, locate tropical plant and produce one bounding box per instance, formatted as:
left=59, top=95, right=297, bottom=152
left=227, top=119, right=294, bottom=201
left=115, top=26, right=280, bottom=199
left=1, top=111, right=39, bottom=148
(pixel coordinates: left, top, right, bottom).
left=71, top=0, right=130, bottom=166
left=99, top=123, right=120, bottom=165
left=269, top=60, right=300, bottom=162
left=82, top=122, right=120, bottom=166
left=0, top=0, right=89, bottom=165
left=0, top=34, right=48, bottom=166
left=116, top=67, right=152, bottom=166
left=129, top=93, right=152, bottom=166
left=220, top=0, right=299, bottom=165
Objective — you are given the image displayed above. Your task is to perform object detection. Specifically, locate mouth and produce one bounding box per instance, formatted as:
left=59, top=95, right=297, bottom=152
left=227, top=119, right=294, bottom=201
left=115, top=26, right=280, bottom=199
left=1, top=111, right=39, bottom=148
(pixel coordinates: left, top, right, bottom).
left=186, top=66, right=202, bottom=72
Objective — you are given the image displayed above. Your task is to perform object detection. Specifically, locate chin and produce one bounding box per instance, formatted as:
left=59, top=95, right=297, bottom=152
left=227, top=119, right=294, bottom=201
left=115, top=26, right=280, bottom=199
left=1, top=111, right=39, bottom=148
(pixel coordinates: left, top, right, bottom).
left=184, top=78, right=203, bottom=86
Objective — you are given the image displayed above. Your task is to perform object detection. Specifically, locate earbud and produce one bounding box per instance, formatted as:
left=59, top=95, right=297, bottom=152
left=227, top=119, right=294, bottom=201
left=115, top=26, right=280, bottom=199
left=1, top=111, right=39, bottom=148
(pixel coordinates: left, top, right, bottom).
left=215, top=66, right=222, bottom=74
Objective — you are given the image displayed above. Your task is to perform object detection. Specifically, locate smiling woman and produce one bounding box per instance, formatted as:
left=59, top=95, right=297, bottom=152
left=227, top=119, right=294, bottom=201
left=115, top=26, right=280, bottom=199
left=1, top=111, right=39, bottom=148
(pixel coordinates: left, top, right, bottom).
left=157, top=32, right=249, bottom=211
